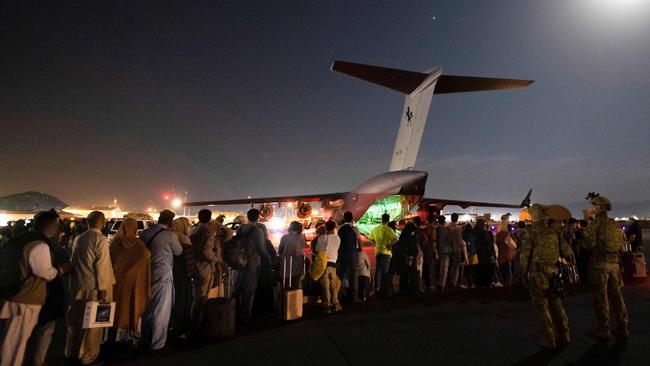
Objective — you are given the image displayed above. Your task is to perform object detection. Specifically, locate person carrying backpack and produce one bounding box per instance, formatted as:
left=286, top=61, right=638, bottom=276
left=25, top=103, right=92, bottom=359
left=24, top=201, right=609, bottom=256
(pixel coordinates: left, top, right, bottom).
left=0, top=210, right=67, bottom=366
left=235, top=209, right=270, bottom=323
left=189, top=209, right=219, bottom=331
left=337, top=211, right=361, bottom=302
left=582, top=195, right=629, bottom=340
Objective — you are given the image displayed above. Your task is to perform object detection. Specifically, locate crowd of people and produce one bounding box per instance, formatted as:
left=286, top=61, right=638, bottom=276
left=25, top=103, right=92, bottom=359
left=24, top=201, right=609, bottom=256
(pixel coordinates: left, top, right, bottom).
left=0, top=195, right=642, bottom=365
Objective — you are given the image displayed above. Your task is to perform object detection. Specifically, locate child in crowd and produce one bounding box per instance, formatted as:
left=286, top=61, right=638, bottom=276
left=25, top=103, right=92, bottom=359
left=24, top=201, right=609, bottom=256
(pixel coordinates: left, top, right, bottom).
left=356, top=247, right=371, bottom=301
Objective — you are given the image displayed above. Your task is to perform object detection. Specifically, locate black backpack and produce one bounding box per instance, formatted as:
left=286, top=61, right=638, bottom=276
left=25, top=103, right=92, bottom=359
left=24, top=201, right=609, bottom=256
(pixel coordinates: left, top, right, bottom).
left=223, top=231, right=250, bottom=270
left=0, top=231, right=51, bottom=300
left=338, top=224, right=358, bottom=252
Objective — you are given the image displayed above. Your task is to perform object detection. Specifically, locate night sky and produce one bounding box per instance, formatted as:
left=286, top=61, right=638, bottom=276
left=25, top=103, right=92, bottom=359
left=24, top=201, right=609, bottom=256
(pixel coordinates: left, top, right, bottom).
left=2, top=1, right=649, bottom=212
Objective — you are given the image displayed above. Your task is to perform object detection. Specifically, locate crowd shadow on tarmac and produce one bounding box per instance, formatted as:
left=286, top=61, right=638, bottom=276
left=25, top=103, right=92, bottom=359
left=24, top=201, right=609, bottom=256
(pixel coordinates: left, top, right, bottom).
left=512, top=347, right=567, bottom=366
left=513, top=339, right=628, bottom=366
left=99, top=282, right=624, bottom=365
left=568, top=339, right=628, bottom=366
left=48, top=276, right=649, bottom=366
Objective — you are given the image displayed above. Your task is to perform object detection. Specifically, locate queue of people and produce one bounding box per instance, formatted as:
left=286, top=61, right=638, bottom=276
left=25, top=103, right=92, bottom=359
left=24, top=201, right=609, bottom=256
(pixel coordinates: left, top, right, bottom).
left=0, top=195, right=638, bottom=365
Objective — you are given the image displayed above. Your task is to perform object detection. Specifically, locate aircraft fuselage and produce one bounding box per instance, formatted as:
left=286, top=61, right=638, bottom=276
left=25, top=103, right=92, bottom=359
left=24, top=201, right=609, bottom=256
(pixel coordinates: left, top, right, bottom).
left=323, top=170, right=428, bottom=223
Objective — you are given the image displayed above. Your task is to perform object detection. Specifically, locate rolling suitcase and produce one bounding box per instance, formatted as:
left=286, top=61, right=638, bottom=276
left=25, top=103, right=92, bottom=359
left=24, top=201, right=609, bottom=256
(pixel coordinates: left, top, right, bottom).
left=280, top=256, right=303, bottom=320
left=202, top=268, right=236, bottom=341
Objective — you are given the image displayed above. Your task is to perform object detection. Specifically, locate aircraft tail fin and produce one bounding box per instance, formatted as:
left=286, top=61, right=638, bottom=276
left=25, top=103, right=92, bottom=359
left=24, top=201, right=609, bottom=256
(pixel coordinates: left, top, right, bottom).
left=332, top=60, right=533, bottom=171
left=520, top=188, right=533, bottom=208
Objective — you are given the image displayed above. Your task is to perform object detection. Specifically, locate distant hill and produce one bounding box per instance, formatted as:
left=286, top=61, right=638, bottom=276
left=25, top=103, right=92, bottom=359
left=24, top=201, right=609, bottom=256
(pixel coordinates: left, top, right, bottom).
left=0, top=191, right=67, bottom=212
left=564, top=200, right=650, bottom=218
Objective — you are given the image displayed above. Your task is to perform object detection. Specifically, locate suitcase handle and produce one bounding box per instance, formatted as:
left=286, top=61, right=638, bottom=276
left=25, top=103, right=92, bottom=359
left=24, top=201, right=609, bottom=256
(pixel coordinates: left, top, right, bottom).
left=283, top=255, right=287, bottom=289
left=227, top=267, right=232, bottom=299
left=289, top=256, right=293, bottom=288
left=282, top=256, right=293, bottom=289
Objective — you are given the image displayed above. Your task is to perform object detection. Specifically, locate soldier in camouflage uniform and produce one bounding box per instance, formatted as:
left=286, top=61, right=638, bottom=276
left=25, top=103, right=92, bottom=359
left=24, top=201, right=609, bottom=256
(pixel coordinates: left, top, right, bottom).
left=520, top=204, right=574, bottom=348
left=581, top=196, right=629, bottom=339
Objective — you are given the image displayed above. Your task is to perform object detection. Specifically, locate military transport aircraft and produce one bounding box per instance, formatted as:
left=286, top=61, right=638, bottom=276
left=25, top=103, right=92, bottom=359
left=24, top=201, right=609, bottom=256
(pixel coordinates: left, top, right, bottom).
left=185, top=60, right=533, bottom=234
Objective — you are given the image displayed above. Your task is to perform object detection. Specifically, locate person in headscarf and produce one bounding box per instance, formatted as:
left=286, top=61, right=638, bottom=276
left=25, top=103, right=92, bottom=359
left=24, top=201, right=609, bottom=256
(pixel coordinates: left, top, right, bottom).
left=109, top=218, right=151, bottom=343
left=395, top=222, right=420, bottom=294
left=474, top=218, right=495, bottom=288
left=495, top=215, right=516, bottom=286
left=207, top=217, right=231, bottom=302
left=171, top=217, right=195, bottom=339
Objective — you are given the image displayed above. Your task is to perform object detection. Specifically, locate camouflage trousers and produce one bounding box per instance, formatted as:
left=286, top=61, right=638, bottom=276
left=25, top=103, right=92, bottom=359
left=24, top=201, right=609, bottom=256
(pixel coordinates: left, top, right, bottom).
left=590, top=263, right=628, bottom=329
left=526, top=272, right=569, bottom=344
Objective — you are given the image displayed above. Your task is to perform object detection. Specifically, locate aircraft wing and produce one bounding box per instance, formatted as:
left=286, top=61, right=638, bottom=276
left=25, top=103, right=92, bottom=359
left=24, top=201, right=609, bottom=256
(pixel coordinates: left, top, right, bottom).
left=422, top=189, right=532, bottom=209
left=184, top=192, right=347, bottom=207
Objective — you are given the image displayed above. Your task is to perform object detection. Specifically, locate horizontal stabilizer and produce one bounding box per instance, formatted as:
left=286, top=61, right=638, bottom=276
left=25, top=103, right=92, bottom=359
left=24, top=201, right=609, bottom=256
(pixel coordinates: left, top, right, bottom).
left=434, top=75, right=534, bottom=94
left=331, top=60, right=427, bottom=94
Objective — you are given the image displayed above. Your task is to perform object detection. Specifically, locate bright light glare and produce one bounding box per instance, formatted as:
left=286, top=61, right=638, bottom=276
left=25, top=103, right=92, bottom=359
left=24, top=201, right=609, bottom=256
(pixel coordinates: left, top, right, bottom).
left=595, top=0, right=647, bottom=16
left=171, top=198, right=182, bottom=208
left=608, top=0, right=642, bottom=6
left=269, top=217, right=285, bottom=232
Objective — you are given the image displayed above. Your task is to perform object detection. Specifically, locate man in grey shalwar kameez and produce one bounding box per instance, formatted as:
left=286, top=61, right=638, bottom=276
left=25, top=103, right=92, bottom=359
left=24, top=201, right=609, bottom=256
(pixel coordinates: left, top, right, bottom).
left=140, top=210, right=182, bottom=351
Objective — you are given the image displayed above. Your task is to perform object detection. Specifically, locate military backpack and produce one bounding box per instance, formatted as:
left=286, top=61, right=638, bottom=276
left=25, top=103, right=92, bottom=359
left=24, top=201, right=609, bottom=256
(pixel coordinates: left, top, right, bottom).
left=597, top=220, right=625, bottom=253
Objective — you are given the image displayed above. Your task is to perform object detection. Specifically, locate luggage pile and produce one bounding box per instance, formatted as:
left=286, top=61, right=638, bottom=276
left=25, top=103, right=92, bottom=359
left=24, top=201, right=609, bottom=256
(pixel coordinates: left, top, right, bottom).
left=202, top=268, right=236, bottom=341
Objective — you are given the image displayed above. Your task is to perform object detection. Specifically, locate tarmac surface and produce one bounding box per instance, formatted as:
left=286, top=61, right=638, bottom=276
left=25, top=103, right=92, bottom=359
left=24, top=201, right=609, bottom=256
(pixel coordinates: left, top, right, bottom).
left=46, top=236, right=650, bottom=366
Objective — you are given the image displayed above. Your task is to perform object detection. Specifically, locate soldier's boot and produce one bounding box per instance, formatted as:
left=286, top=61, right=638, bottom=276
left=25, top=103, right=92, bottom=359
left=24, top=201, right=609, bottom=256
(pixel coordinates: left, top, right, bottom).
left=557, top=331, right=571, bottom=345
left=585, top=327, right=611, bottom=340
left=539, top=327, right=556, bottom=349
left=538, top=336, right=556, bottom=349
left=612, top=323, right=630, bottom=339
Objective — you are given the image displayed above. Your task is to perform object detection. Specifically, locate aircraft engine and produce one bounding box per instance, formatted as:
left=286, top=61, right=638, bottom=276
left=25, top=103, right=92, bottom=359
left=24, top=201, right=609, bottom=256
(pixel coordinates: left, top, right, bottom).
left=259, top=204, right=273, bottom=222
left=296, top=202, right=312, bottom=219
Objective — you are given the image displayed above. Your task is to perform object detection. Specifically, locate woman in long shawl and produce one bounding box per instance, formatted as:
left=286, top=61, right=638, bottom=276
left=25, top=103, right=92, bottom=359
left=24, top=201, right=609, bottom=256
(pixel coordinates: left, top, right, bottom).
left=474, top=218, right=496, bottom=288
left=110, top=218, right=151, bottom=342
left=171, top=217, right=195, bottom=339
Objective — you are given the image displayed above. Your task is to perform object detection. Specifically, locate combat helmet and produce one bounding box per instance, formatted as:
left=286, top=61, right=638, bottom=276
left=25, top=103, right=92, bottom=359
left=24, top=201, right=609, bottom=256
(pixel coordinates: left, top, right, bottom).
left=527, top=204, right=548, bottom=221
left=591, top=195, right=612, bottom=212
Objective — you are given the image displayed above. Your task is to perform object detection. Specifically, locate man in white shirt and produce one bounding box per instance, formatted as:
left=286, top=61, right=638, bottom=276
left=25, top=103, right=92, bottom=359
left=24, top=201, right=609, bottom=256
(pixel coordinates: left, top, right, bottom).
left=0, top=211, right=63, bottom=366
left=65, top=211, right=115, bottom=366
left=315, top=220, right=342, bottom=314
left=140, top=210, right=182, bottom=351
